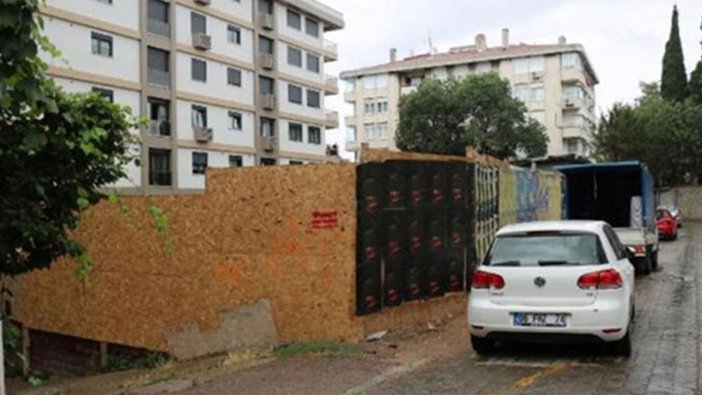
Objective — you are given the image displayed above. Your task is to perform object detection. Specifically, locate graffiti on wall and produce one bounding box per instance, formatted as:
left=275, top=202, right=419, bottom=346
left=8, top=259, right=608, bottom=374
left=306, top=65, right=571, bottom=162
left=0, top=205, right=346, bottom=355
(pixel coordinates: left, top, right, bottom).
left=515, top=170, right=551, bottom=223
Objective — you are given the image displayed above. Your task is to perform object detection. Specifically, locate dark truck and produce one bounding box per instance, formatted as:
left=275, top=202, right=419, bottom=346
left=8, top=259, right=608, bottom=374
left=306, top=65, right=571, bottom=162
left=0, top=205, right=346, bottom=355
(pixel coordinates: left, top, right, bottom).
left=555, top=161, right=658, bottom=275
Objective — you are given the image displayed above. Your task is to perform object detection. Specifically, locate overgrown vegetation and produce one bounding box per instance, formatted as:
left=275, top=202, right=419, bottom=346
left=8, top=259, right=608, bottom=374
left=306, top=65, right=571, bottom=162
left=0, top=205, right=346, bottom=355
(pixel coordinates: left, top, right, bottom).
left=274, top=342, right=362, bottom=358
left=107, top=351, right=170, bottom=372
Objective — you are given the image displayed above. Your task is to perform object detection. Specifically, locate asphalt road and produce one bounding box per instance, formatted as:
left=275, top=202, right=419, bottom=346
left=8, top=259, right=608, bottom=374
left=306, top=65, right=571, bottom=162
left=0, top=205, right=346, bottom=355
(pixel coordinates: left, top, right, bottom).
left=366, top=223, right=701, bottom=395
left=177, top=223, right=701, bottom=395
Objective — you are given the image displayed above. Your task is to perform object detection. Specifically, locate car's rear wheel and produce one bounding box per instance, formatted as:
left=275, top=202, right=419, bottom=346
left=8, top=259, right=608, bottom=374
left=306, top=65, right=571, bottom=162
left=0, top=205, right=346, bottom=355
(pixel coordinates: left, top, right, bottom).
left=609, top=330, right=632, bottom=357
left=471, top=335, right=495, bottom=356
left=651, top=251, right=658, bottom=271
left=634, top=256, right=652, bottom=275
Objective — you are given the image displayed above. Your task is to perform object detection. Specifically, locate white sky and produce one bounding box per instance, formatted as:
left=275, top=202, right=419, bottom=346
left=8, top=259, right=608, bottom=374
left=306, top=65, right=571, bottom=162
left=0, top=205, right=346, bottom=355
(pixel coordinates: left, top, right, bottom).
left=322, top=0, right=702, bottom=160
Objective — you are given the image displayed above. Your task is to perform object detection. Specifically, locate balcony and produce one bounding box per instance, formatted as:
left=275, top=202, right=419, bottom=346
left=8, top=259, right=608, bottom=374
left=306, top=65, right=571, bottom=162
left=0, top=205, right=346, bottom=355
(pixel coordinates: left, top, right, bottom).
left=401, top=86, right=418, bottom=96
left=147, top=68, right=170, bottom=88
left=262, top=136, right=277, bottom=152
left=325, top=111, right=339, bottom=129
left=261, top=94, right=276, bottom=111
left=344, top=115, right=356, bottom=127
left=149, top=120, right=171, bottom=137
left=323, top=39, right=338, bottom=62
left=194, top=0, right=211, bottom=5
left=258, top=53, right=276, bottom=71
left=258, top=13, right=275, bottom=30
left=324, top=75, right=339, bottom=95
left=192, top=32, right=212, bottom=51
left=147, top=19, right=170, bottom=38
left=345, top=140, right=358, bottom=152
left=562, top=125, right=589, bottom=139
left=562, top=97, right=586, bottom=109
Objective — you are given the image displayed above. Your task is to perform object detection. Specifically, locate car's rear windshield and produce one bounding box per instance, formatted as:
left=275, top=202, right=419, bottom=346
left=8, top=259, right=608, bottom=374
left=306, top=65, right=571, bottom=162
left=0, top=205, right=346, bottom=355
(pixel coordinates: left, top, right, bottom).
left=483, top=231, right=607, bottom=267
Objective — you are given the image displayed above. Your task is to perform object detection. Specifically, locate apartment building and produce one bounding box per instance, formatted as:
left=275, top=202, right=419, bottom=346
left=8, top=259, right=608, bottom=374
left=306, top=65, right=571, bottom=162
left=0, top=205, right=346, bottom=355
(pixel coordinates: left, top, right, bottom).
left=40, top=0, right=343, bottom=193
left=341, top=30, right=598, bottom=160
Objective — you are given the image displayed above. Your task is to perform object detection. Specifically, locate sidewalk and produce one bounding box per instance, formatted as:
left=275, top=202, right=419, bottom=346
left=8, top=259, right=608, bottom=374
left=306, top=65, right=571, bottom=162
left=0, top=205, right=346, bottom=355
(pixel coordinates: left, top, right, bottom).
left=12, top=311, right=469, bottom=395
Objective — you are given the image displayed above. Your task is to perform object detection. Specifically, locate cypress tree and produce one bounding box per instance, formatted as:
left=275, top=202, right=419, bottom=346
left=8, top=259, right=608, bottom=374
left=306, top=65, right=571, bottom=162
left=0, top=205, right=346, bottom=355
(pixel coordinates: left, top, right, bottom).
left=661, top=5, right=688, bottom=102
left=690, top=18, right=702, bottom=105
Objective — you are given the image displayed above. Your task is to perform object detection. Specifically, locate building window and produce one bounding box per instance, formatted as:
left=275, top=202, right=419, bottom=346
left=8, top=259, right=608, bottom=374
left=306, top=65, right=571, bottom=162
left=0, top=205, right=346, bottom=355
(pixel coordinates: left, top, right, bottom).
left=227, top=67, right=242, bottom=86
left=192, top=152, right=208, bottom=175
left=149, top=97, right=171, bottom=136
left=530, top=85, right=545, bottom=101
left=346, top=126, right=356, bottom=142
left=258, top=0, right=273, bottom=14
left=147, top=0, right=170, bottom=37
left=259, top=76, right=274, bottom=95
left=191, top=105, right=207, bottom=127
left=475, top=62, right=491, bottom=74
left=562, top=53, right=581, bottom=70
left=147, top=47, right=170, bottom=86
left=288, top=84, right=302, bottom=104
left=376, top=100, right=388, bottom=114
left=287, top=46, right=302, bottom=67
left=227, top=25, right=241, bottom=44
left=514, top=56, right=545, bottom=75
left=94, top=0, right=113, bottom=4
left=306, top=53, right=320, bottom=73
left=530, top=111, right=546, bottom=126
left=258, top=36, right=274, bottom=54
left=191, top=58, right=207, bottom=82
left=91, top=87, right=113, bottom=102
left=148, top=149, right=171, bottom=186
left=261, top=157, right=276, bottom=166
left=289, top=160, right=304, bottom=165
left=191, top=12, right=206, bottom=34
left=376, top=123, right=389, bottom=139
left=228, top=111, right=242, bottom=130
left=307, top=89, right=320, bottom=108
left=287, top=9, right=301, bottom=30
left=289, top=122, right=303, bottom=142
left=563, top=85, right=584, bottom=100
left=229, top=155, right=243, bottom=167
left=364, top=100, right=375, bottom=115
left=308, top=126, right=321, bottom=144
left=261, top=117, right=275, bottom=137
left=91, top=32, right=113, bottom=57
left=305, top=18, right=319, bottom=37
left=363, top=74, right=388, bottom=90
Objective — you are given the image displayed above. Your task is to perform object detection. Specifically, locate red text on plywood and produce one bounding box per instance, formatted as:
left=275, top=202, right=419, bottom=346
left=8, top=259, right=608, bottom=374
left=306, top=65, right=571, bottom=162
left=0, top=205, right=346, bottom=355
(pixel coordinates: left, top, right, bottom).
left=311, top=210, right=339, bottom=230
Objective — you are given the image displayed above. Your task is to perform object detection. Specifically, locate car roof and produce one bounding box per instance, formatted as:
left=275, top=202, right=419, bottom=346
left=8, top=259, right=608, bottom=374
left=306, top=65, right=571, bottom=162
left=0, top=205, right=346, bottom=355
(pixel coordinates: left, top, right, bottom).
left=496, top=220, right=605, bottom=236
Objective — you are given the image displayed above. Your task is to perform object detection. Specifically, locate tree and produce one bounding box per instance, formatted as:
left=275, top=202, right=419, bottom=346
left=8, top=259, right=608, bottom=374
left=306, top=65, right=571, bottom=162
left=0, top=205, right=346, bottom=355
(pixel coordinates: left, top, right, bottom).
left=661, top=5, right=688, bottom=102
left=0, top=0, right=137, bottom=276
left=396, top=73, right=548, bottom=159
left=689, top=18, right=702, bottom=105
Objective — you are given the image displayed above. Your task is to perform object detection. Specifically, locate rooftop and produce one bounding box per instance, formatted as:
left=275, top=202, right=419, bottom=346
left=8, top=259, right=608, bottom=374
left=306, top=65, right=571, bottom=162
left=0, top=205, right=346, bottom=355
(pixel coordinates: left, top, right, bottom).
left=282, top=0, right=344, bottom=31
left=340, top=33, right=598, bottom=83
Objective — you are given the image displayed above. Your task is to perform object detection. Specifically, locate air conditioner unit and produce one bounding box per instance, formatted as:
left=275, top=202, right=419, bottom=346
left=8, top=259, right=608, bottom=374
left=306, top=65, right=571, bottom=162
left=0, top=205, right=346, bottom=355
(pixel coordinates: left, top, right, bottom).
left=531, top=72, right=543, bottom=81
left=259, top=13, right=275, bottom=30
left=259, top=53, right=275, bottom=70
left=194, top=0, right=211, bottom=5
left=564, top=99, right=575, bottom=107
left=192, top=32, right=212, bottom=50
left=262, top=94, right=276, bottom=111
left=262, top=136, right=277, bottom=152
left=194, top=126, right=213, bottom=142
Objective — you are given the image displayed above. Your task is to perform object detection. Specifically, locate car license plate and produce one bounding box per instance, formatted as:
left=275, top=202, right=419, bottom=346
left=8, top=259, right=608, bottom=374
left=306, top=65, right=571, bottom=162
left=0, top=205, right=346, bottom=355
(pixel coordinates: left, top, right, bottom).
left=512, top=313, right=568, bottom=328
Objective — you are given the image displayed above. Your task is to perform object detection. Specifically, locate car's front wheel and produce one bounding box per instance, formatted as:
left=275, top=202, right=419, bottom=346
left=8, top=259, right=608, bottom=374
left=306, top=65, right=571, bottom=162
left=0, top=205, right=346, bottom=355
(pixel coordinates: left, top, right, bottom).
left=471, top=335, right=495, bottom=356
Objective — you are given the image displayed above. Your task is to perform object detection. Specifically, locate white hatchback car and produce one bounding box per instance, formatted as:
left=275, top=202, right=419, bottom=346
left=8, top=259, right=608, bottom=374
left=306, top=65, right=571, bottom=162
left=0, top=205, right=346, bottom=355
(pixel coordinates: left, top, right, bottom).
left=468, top=221, right=636, bottom=356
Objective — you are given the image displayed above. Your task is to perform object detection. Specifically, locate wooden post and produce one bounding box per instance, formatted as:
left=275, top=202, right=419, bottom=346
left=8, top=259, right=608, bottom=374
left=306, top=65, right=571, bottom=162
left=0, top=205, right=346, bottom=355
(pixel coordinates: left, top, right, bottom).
left=99, top=342, right=108, bottom=369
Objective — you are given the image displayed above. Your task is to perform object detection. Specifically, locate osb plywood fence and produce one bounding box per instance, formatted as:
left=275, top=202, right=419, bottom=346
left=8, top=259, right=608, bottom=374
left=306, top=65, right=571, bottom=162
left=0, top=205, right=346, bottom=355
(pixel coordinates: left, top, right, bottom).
left=14, top=165, right=361, bottom=359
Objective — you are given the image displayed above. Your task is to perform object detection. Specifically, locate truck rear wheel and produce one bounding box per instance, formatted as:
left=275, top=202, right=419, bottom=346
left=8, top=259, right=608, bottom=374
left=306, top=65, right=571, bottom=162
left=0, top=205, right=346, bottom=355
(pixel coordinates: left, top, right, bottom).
left=635, top=256, right=652, bottom=276
left=651, top=251, right=658, bottom=272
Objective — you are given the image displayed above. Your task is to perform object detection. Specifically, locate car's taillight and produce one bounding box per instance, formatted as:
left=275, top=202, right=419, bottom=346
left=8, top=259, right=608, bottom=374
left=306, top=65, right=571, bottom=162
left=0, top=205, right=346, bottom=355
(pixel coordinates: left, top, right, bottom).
left=472, top=270, right=505, bottom=290
left=632, top=245, right=646, bottom=257
left=577, top=269, right=623, bottom=290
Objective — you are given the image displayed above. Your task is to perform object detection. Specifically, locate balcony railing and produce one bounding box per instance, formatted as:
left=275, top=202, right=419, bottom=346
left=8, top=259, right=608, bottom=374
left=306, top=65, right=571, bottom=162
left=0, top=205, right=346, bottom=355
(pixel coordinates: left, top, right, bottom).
left=148, top=68, right=170, bottom=87
left=149, top=171, right=172, bottom=187
left=147, top=19, right=170, bottom=38
left=324, top=75, right=338, bottom=95
left=323, top=39, right=338, bottom=61
left=325, top=111, right=339, bottom=129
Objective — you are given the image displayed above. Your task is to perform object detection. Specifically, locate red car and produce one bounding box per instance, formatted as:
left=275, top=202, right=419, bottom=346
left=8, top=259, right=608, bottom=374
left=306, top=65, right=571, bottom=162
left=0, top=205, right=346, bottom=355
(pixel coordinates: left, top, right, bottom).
left=656, top=207, right=678, bottom=240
